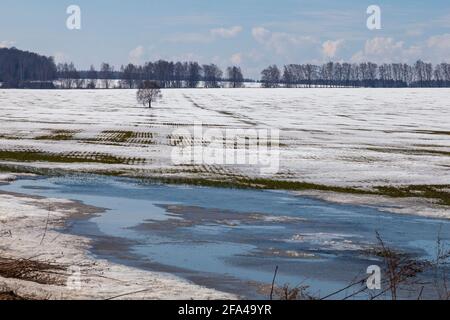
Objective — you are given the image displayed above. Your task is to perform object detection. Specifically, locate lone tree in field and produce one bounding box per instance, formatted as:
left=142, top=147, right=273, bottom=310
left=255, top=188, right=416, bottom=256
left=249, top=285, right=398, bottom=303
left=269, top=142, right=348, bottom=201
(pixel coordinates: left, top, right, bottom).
left=137, top=81, right=162, bottom=108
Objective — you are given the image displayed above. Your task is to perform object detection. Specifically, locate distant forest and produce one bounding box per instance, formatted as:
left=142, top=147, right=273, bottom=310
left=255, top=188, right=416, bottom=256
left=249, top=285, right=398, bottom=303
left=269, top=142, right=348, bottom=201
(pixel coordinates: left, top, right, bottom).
left=262, top=62, right=450, bottom=88
left=56, top=61, right=249, bottom=89
left=1, top=47, right=450, bottom=89
left=0, top=48, right=57, bottom=88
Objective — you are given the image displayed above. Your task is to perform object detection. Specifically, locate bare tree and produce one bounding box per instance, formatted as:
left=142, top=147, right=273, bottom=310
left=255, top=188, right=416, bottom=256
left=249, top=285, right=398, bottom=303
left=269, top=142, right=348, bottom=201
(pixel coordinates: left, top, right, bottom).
left=261, top=65, right=281, bottom=88
left=173, top=62, right=187, bottom=88
left=74, top=76, right=84, bottom=89
left=136, top=81, right=162, bottom=108
left=100, top=62, right=114, bottom=89
left=86, top=65, right=98, bottom=89
left=57, top=62, right=78, bottom=89
left=333, top=62, right=343, bottom=88
left=227, top=66, right=244, bottom=88
left=187, top=62, right=202, bottom=88
left=121, top=63, right=138, bottom=89
left=282, top=65, right=295, bottom=88
left=203, top=64, right=223, bottom=88
left=304, top=64, right=317, bottom=88
left=320, top=62, right=334, bottom=87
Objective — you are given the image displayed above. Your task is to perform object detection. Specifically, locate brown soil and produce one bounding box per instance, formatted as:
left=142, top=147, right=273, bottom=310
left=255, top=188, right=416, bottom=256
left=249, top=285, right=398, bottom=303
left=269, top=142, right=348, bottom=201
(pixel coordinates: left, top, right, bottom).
left=0, top=291, right=26, bottom=300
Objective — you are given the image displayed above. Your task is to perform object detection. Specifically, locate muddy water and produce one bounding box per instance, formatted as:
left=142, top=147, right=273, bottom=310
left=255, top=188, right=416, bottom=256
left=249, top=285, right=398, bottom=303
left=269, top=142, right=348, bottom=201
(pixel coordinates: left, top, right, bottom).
left=2, top=175, right=449, bottom=299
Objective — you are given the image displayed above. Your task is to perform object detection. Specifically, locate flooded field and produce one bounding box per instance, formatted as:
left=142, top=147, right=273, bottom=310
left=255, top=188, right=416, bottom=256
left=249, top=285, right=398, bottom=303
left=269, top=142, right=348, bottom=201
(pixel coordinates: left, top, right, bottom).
left=2, top=175, right=449, bottom=299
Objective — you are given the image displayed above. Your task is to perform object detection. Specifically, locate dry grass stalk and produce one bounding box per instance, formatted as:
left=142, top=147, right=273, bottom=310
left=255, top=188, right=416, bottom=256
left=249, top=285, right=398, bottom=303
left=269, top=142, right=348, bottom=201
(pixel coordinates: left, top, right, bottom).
left=0, top=257, right=66, bottom=286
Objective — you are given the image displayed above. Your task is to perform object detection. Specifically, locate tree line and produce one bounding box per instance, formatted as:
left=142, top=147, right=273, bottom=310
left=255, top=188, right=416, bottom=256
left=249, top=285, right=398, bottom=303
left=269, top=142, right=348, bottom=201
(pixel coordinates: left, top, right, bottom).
left=261, top=61, right=450, bottom=88
left=57, top=61, right=247, bottom=89
left=2, top=47, right=450, bottom=89
left=0, top=48, right=57, bottom=88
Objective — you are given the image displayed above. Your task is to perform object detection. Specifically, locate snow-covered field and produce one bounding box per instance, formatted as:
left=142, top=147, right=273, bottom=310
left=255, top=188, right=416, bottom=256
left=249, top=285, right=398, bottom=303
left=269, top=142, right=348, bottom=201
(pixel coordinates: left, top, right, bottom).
left=0, top=88, right=449, bottom=188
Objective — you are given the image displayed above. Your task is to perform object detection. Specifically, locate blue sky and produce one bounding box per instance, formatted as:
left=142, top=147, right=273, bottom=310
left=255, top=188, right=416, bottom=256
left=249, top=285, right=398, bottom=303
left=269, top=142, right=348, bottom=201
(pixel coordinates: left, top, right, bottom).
left=1, top=0, right=449, bottom=78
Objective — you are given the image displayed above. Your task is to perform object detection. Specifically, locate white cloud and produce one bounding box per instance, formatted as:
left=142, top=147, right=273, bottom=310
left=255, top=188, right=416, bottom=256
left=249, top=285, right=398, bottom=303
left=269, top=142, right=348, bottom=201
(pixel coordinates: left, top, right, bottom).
left=251, top=27, right=271, bottom=43
left=210, top=26, right=243, bottom=39
left=0, top=40, right=15, bottom=48
left=251, top=27, right=317, bottom=55
left=53, top=52, right=69, bottom=64
left=425, top=33, right=450, bottom=62
left=166, top=32, right=213, bottom=44
left=230, top=53, right=243, bottom=65
left=167, top=26, right=242, bottom=44
left=252, top=27, right=271, bottom=44
left=129, top=45, right=145, bottom=64
left=351, top=37, right=421, bottom=63
left=171, top=52, right=204, bottom=62
left=351, top=34, right=450, bottom=64
left=322, top=40, right=344, bottom=59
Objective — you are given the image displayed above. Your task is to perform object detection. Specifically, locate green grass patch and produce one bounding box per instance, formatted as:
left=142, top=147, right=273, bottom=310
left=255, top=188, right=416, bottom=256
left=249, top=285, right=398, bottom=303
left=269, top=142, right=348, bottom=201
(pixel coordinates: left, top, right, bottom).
left=374, top=185, right=450, bottom=206
left=83, top=130, right=155, bottom=145
left=136, top=175, right=450, bottom=206
left=0, top=150, right=141, bottom=165
left=0, top=135, right=23, bottom=140
left=98, top=131, right=135, bottom=143
left=35, top=130, right=78, bottom=141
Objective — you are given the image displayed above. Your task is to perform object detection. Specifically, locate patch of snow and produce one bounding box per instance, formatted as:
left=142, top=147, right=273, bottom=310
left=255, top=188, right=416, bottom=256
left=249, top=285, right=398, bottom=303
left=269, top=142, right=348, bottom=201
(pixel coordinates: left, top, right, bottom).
left=0, top=88, right=448, bottom=187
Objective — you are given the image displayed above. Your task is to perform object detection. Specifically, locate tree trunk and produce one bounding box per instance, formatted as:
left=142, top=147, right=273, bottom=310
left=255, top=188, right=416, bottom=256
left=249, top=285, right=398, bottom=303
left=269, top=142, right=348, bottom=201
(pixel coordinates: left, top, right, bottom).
left=148, top=100, right=152, bottom=108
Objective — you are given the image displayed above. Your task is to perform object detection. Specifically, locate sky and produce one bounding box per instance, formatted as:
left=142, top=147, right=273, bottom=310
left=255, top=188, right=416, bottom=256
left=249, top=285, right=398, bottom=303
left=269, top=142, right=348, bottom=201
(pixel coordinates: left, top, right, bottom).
left=1, top=0, right=449, bottom=78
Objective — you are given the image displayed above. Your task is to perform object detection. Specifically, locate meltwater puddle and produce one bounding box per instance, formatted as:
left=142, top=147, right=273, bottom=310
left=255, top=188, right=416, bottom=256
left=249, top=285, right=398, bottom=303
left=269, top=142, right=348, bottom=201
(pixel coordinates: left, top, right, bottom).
left=1, top=175, right=449, bottom=299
